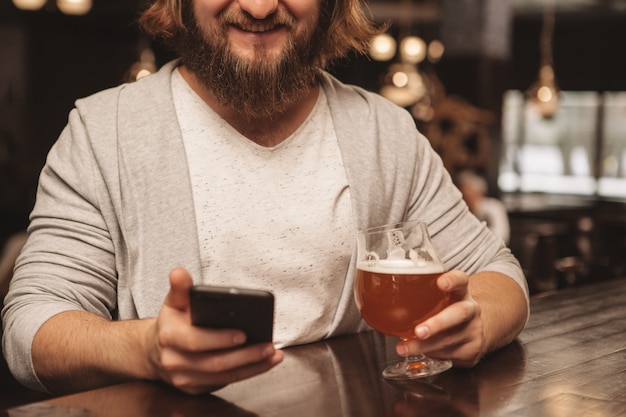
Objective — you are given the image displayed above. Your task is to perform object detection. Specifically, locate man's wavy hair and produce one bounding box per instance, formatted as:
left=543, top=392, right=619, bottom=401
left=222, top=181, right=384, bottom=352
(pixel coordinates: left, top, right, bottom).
left=139, top=0, right=383, bottom=68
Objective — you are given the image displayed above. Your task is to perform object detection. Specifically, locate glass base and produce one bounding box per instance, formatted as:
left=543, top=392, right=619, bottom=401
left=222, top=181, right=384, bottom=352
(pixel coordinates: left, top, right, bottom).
left=382, top=354, right=452, bottom=380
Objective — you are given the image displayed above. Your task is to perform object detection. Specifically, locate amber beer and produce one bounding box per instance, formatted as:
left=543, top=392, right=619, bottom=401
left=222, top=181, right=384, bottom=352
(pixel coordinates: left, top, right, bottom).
left=355, top=260, right=450, bottom=340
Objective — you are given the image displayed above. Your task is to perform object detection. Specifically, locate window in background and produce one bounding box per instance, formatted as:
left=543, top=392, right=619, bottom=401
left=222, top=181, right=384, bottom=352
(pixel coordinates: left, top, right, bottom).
left=499, top=90, right=599, bottom=196
left=598, top=92, right=626, bottom=198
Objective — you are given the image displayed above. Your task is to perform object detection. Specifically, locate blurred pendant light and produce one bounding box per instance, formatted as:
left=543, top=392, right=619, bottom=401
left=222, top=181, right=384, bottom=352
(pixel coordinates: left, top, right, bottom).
left=399, top=36, right=427, bottom=64
left=56, top=0, right=92, bottom=15
left=369, top=33, right=397, bottom=62
left=380, top=62, right=427, bottom=108
left=126, top=46, right=157, bottom=82
left=427, top=39, right=445, bottom=63
left=527, top=0, right=559, bottom=118
left=12, top=0, right=47, bottom=10
left=376, top=0, right=431, bottom=108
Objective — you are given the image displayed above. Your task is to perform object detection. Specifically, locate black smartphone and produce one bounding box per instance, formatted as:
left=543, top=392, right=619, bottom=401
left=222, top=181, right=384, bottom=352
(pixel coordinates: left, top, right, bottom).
left=189, top=285, right=275, bottom=345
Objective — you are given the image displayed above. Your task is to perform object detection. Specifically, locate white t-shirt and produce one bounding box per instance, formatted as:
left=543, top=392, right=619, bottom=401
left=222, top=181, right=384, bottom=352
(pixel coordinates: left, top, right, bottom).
left=172, top=69, right=353, bottom=347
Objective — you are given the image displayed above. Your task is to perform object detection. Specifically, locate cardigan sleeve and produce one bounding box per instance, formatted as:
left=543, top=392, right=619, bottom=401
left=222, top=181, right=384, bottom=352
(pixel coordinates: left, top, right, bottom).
left=1, top=107, right=119, bottom=392
left=405, top=129, right=527, bottom=300
left=322, top=72, right=529, bottom=337
left=322, top=71, right=528, bottom=302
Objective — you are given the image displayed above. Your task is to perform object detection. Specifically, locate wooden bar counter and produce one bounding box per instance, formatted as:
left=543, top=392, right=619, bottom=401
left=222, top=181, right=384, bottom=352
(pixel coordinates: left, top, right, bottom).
left=2, top=277, right=626, bottom=416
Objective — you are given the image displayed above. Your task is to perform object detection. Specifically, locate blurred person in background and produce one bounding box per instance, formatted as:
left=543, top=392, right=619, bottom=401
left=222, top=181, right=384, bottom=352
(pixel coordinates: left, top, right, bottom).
left=457, top=170, right=510, bottom=244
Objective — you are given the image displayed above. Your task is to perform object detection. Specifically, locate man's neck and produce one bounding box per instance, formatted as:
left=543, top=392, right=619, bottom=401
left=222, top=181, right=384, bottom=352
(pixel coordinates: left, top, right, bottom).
left=178, top=65, right=320, bottom=148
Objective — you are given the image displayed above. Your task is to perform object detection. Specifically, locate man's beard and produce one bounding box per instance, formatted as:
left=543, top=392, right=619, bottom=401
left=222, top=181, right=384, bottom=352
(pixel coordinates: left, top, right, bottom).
left=179, top=7, right=323, bottom=120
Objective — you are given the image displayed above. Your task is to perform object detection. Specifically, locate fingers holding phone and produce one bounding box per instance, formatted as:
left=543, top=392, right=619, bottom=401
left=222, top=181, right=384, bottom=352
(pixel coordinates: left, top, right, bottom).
left=148, top=268, right=283, bottom=394
left=159, top=269, right=249, bottom=351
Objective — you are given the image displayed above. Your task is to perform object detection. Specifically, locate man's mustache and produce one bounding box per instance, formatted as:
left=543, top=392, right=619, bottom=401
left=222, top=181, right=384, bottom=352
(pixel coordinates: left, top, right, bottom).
left=219, top=6, right=296, bottom=31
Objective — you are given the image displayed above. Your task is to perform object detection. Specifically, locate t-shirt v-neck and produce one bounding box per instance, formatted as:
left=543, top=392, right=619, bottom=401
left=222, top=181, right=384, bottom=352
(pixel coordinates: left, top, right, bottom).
left=171, top=68, right=354, bottom=347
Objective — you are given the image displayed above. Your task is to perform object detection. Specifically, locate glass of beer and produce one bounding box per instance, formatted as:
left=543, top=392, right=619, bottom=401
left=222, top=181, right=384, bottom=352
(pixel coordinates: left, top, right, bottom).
left=354, top=220, right=453, bottom=380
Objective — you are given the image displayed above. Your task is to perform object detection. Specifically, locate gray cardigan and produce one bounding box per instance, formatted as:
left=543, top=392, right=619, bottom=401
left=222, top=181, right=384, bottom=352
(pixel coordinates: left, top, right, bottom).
left=2, top=61, right=528, bottom=391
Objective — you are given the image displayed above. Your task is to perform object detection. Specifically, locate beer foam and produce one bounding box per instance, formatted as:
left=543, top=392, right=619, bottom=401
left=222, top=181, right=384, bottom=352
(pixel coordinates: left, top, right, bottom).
left=357, top=259, right=444, bottom=274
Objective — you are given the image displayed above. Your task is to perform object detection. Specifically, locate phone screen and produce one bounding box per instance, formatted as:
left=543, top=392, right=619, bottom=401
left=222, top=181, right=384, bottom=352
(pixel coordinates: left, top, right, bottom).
left=189, top=285, right=275, bottom=345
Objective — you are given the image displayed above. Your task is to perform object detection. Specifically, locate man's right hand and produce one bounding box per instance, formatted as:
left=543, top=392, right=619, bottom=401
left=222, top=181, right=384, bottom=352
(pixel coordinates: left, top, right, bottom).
left=146, top=268, right=284, bottom=394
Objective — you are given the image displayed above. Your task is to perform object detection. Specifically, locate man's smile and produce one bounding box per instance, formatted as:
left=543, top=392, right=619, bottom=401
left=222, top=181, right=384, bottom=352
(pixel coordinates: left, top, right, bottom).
left=232, top=20, right=287, bottom=33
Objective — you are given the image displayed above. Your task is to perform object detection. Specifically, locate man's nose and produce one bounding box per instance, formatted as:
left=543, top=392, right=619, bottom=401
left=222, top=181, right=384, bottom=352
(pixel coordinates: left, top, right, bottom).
left=238, top=0, right=279, bottom=19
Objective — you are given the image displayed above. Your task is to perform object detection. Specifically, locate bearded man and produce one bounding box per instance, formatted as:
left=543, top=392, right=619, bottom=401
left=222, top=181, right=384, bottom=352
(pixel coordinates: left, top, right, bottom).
left=2, top=0, right=529, bottom=395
